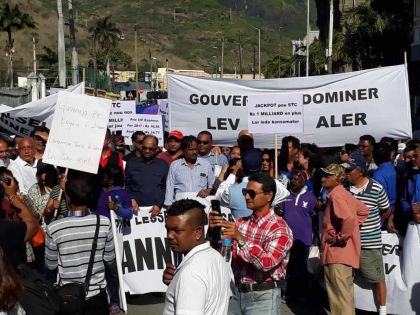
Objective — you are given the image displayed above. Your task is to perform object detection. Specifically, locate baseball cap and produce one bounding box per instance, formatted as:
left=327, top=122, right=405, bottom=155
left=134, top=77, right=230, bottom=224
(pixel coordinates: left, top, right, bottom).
left=320, top=164, right=345, bottom=178
left=341, top=153, right=366, bottom=171
left=241, top=148, right=262, bottom=174
left=168, top=130, right=183, bottom=140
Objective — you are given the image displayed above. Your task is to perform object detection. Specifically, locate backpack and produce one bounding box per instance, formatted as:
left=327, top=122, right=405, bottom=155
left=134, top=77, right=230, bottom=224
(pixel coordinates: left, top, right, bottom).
left=17, top=264, right=60, bottom=315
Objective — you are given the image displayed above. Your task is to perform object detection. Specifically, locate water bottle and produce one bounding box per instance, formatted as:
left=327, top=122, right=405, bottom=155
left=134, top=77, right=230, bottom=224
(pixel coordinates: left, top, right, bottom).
left=220, top=238, right=232, bottom=263
left=113, top=194, right=122, bottom=210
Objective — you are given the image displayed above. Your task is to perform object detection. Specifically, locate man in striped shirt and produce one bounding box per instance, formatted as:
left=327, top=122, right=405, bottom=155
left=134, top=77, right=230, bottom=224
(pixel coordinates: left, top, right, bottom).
left=344, top=154, right=389, bottom=315
left=45, top=172, right=115, bottom=315
left=210, top=172, right=293, bottom=315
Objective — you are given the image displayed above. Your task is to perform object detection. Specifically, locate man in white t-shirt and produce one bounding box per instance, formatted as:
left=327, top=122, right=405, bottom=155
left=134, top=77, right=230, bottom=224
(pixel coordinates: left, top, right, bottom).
left=162, top=199, right=233, bottom=315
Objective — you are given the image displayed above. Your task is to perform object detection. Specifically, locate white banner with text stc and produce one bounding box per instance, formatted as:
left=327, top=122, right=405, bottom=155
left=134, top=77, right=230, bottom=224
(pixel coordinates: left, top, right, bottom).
left=168, top=65, right=411, bottom=147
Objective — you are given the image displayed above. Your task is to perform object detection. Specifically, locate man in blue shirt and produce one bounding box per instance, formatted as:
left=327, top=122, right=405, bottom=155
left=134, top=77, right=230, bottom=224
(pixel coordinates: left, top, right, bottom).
left=373, top=142, right=397, bottom=210
left=197, top=131, right=228, bottom=174
left=165, top=136, right=215, bottom=207
left=125, top=135, right=169, bottom=216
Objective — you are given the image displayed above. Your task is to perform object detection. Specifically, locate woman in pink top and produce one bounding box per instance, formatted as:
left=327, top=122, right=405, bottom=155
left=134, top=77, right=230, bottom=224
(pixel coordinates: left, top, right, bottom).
left=320, top=164, right=368, bottom=315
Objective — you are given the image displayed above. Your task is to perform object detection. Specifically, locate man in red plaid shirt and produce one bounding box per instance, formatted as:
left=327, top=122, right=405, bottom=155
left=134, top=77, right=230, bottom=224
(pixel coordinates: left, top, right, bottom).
left=210, top=172, right=293, bottom=315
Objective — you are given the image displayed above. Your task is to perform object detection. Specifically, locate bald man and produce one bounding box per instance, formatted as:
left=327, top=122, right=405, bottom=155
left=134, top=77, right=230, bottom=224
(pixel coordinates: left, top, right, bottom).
left=162, top=199, right=233, bottom=315
left=0, top=139, right=11, bottom=168
left=9, top=137, right=38, bottom=194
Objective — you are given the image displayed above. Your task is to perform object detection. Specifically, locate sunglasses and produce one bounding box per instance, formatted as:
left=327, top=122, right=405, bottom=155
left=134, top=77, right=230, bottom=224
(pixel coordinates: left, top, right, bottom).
left=142, top=146, right=155, bottom=151
left=197, top=140, right=210, bottom=145
left=242, top=188, right=265, bottom=199
left=34, top=135, right=47, bottom=143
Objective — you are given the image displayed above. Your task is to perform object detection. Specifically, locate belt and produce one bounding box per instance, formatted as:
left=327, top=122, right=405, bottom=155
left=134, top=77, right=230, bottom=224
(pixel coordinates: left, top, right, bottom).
left=237, top=280, right=285, bottom=293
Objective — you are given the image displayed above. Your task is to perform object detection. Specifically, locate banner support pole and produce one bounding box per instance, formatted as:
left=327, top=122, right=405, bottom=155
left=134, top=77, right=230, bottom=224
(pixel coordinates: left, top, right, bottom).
left=274, top=134, right=279, bottom=179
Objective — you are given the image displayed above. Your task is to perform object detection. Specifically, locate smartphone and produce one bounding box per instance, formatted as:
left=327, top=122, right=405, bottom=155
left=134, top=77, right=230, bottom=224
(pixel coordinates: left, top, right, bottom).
left=211, top=200, right=222, bottom=244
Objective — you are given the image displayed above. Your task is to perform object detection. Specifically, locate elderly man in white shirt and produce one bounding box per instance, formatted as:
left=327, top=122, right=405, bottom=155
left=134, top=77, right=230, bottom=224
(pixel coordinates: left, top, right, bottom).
left=162, top=199, right=233, bottom=315
left=0, top=139, right=11, bottom=168
left=8, top=137, right=37, bottom=195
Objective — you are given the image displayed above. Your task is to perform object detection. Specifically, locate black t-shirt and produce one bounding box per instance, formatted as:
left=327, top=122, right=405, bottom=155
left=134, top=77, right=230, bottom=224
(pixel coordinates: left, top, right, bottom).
left=0, top=220, right=26, bottom=266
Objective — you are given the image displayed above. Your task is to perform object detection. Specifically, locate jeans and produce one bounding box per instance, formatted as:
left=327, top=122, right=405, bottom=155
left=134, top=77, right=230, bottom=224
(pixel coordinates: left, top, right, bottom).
left=228, top=287, right=281, bottom=315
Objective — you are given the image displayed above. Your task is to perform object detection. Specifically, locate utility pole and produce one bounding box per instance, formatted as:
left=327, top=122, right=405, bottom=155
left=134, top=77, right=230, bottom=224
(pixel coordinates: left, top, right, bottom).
left=134, top=24, right=139, bottom=102
left=252, top=44, right=256, bottom=79
left=57, top=0, right=67, bottom=87
left=33, top=37, right=37, bottom=75
left=258, top=28, right=261, bottom=79
left=305, top=0, right=310, bottom=77
left=68, top=0, right=79, bottom=85
left=221, top=35, right=224, bottom=78
left=278, top=45, right=281, bottom=78
left=327, top=0, right=334, bottom=74
left=149, top=49, right=153, bottom=91
left=238, top=36, right=243, bottom=79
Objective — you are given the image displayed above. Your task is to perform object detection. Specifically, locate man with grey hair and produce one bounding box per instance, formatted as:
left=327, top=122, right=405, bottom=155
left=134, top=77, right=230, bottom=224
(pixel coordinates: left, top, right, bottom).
left=0, top=139, right=11, bottom=168
left=9, top=137, right=37, bottom=194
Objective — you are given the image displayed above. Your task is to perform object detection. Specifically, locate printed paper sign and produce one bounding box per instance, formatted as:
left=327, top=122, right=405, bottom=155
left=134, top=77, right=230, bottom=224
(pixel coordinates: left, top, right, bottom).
left=247, top=93, right=304, bottom=134
left=43, top=91, right=111, bottom=174
left=121, top=114, right=164, bottom=146
left=108, top=100, right=136, bottom=131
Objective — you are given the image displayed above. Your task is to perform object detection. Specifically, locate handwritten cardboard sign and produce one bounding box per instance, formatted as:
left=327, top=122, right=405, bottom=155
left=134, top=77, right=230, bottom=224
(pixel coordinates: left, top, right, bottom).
left=43, top=91, right=111, bottom=174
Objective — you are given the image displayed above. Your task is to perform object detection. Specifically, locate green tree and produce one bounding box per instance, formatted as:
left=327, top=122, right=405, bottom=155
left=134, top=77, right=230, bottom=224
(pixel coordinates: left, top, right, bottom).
left=0, top=3, right=36, bottom=87
left=90, top=15, right=121, bottom=56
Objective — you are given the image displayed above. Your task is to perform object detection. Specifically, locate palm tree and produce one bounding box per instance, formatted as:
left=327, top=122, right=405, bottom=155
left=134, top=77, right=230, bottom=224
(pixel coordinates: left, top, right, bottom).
left=89, top=16, right=121, bottom=93
left=90, top=16, right=121, bottom=56
left=0, top=3, right=36, bottom=87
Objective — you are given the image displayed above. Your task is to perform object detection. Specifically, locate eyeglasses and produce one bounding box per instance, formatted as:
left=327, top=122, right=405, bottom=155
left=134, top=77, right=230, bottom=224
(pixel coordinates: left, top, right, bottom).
left=142, top=147, right=155, bottom=151
left=34, top=135, right=47, bottom=143
left=197, top=140, right=210, bottom=145
left=242, top=188, right=265, bottom=199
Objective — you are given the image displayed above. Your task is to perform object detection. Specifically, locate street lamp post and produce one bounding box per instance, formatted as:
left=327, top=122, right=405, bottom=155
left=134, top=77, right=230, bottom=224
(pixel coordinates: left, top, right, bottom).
left=306, top=0, right=310, bottom=77
left=247, top=24, right=261, bottom=79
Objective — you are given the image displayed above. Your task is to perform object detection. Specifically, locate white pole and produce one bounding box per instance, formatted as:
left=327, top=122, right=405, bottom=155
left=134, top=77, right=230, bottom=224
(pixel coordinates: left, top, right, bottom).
left=33, top=37, right=37, bottom=75
left=274, top=134, right=278, bottom=179
left=306, top=0, right=310, bottom=77
left=57, top=0, right=67, bottom=87
left=328, top=0, right=334, bottom=74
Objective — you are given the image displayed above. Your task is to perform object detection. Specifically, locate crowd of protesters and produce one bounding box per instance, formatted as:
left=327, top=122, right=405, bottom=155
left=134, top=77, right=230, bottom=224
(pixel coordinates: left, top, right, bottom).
left=0, top=123, right=419, bottom=315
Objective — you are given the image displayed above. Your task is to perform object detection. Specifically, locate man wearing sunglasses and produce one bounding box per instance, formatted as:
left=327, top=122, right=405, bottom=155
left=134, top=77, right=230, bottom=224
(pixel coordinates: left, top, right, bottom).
left=31, top=126, right=49, bottom=161
left=125, top=135, right=169, bottom=217
left=165, top=136, right=214, bottom=207
left=197, top=130, right=228, bottom=172
left=344, top=154, right=389, bottom=315
left=209, top=172, right=293, bottom=315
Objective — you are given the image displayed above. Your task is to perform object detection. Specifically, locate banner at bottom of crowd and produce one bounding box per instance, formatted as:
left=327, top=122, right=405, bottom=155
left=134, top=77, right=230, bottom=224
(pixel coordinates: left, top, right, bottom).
left=110, top=194, right=232, bottom=295
left=355, top=226, right=420, bottom=314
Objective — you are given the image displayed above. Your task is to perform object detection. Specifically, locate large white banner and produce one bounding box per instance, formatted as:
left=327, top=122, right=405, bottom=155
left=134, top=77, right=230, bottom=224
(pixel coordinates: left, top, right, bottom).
left=0, top=82, right=85, bottom=137
left=43, top=91, right=111, bottom=173
left=168, top=65, right=411, bottom=147
left=111, top=196, right=232, bottom=295
left=355, top=228, right=420, bottom=314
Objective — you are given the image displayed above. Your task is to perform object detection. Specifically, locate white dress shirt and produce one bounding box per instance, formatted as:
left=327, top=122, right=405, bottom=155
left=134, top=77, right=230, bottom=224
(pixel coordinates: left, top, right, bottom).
left=163, top=242, right=233, bottom=315
left=8, top=156, right=38, bottom=194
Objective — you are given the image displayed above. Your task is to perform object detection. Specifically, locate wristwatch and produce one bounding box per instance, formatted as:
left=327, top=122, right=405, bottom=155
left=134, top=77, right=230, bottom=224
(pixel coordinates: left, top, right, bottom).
left=237, top=239, right=245, bottom=247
